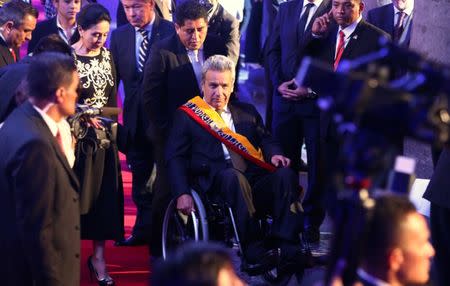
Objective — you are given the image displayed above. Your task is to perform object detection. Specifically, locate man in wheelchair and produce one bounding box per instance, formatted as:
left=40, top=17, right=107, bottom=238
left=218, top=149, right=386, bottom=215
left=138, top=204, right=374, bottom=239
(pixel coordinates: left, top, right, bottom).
left=165, top=55, right=309, bottom=274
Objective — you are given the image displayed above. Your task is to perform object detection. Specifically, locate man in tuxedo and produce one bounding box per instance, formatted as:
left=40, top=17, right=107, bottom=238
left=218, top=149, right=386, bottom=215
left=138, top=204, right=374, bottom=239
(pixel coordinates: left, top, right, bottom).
left=110, top=0, right=175, bottom=247
left=141, top=0, right=227, bottom=257
left=367, top=0, right=414, bottom=47
left=0, top=52, right=81, bottom=286
left=266, top=0, right=331, bottom=243
left=358, top=195, right=434, bottom=286
left=166, top=55, right=306, bottom=271
left=28, top=0, right=81, bottom=54
left=0, top=0, right=38, bottom=68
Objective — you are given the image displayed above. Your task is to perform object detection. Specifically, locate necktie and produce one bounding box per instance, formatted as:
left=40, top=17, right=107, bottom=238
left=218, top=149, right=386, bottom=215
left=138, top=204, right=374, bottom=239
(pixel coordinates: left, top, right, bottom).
left=297, top=3, right=315, bottom=42
left=216, top=109, right=247, bottom=172
left=333, top=30, right=346, bottom=71
left=137, top=28, right=150, bottom=73
left=55, top=129, right=65, bottom=155
left=189, top=50, right=202, bottom=86
left=9, top=48, right=16, bottom=62
left=393, top=11, right=406, bottom=43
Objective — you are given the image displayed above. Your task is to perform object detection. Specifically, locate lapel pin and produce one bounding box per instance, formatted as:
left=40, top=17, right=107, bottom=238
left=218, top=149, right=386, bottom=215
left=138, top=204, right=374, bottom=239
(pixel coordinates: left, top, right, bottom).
left=353, top=35, right=358, bottom=40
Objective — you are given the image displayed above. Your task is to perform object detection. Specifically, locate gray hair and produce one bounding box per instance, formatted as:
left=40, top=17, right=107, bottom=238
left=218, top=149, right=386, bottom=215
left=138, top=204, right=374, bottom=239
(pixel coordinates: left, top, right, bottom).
left=0, top=0, right=38, bottom=27
left=201, top=55, right=235, bottom=84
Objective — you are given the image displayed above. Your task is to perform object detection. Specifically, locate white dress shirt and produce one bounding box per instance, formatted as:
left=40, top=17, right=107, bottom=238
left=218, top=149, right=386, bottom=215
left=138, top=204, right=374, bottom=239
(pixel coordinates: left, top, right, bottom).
left=56, top=16, right=77, bottom=44
left=33, top=103, right=75, bottom=167
left=335, top=16, right=362, bottom=58
left=134, top=17, right=155, bottom=69
left=300, top=0, right=324, bottom=32
left=206, top=102, right=235, bottom=160
left=187, top=48, right=204, bottom=87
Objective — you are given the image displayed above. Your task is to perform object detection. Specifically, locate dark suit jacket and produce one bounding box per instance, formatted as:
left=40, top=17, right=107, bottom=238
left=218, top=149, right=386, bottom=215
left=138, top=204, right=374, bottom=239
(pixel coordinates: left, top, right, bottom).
left=0, top=36, right=17, bottom=68
left=424, top=148, right=450, bottom=209
left=141, top=33, right=227, bottom=135
left=27, top=17, right=79, bottom=54
left=305, top=20, right=389, bottom=69
left=208, top=4, right=240, bottom=64
left=109, top=15, right=175, bottom=140
left=304, top=20, right=390, bottom=138
left=166, top=100, right=282, bottom=198
left=0, top=58, right=31, bottom=122
left=367, top=3, right=412, bottom=47
left=0, top=102, right=80, bottom=286
left=266, top=0, right=331, bottom=115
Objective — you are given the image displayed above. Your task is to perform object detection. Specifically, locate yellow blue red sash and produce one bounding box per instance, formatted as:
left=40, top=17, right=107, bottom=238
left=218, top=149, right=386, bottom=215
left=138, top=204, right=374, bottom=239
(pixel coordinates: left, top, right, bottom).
left=179, top=96, right=276, bottom=172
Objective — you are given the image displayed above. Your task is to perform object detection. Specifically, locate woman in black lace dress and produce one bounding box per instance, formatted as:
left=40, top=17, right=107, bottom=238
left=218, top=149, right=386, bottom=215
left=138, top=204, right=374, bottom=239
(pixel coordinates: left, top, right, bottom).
left=72, top=4, right=123, bottom=285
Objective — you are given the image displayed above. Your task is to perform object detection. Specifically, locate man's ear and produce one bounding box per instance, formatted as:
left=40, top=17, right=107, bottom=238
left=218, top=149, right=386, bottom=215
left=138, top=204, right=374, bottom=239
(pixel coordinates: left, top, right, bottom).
left=2, top=21, right=15, bottom=34
left=54, top=87, right=65, bottom=104
left=388, top=247, right=404, bottom=272
left=359, top=1, right=365, bottom=14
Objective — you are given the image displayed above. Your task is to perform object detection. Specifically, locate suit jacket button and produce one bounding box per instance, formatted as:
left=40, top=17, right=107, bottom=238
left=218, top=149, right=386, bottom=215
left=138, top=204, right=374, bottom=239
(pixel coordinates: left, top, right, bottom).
left=75, top=225, right=80, bottom=230
left=75, top=254, right=80, bottom=258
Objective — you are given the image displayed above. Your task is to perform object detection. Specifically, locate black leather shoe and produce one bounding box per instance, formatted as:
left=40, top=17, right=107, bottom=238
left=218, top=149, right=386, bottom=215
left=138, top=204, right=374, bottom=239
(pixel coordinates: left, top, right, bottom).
left=114, top=235, right=147, bottom=246
left=241, top=248, right=280, bottom=276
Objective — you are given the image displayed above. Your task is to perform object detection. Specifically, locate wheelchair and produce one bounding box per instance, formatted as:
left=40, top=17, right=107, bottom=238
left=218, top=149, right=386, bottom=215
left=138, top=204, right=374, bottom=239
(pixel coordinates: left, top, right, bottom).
left=161, top=189, right=305, bottom=285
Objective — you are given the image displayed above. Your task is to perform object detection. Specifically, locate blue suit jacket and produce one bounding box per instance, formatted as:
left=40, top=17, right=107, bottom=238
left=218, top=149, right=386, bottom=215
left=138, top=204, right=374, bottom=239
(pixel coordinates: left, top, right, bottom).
left=367, top=3, right=412, bottom=47
left=266, top=0, right=331, bottom=115
left=109, top=15, right=175, bottom=139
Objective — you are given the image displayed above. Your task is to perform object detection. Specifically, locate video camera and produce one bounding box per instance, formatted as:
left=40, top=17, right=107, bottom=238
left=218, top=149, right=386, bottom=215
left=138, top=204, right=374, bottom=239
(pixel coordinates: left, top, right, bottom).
left=68, top=105, right=121, bottom=151
left=294, top=38, right=450, bottom=285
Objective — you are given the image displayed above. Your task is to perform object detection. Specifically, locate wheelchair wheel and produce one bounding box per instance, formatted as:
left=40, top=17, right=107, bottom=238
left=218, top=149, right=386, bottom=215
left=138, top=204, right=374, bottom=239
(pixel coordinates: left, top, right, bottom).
left=162, top=190, right=209, bottom=259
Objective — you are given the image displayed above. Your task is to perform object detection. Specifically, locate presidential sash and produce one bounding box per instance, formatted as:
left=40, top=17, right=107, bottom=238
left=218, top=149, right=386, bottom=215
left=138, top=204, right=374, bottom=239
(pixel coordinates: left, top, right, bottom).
left=179, top=96, right=276, bottom=172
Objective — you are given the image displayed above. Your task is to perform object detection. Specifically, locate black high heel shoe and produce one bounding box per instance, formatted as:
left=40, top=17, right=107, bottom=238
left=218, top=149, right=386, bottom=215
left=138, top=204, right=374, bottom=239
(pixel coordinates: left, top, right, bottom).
left=87, top=256, right=115, bottom=286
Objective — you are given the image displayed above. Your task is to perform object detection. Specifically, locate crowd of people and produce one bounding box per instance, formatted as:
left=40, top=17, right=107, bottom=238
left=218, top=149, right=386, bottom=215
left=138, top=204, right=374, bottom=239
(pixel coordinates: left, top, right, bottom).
left=0, top=0, right=446, bottom=285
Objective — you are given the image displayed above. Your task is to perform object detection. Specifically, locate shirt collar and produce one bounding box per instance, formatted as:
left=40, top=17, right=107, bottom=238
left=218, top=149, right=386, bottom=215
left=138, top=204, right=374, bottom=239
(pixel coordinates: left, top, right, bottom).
left=56, top=16, right=77, bottom=33
left=302, top=0, right=323, bottom=8
left=32, top=102, right=59, bottom=137
left=339, top=15, right=362, bottom=38
left=0, top=32, right=7, bottom=44
left=357, top=268, right=391, bottom=286
left=393, top=3, right=414, bottom=16
left=134, top=16, right=156, bottom=33
left=204, top=100, right=230, bottom=113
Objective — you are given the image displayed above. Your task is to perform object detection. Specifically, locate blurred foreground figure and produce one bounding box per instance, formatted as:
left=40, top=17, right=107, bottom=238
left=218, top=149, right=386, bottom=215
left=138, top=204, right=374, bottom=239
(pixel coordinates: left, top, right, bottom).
left=152, top=241, right=245, bottom=286
left=0, top=52, right=81, bottom=286
left=358, top=195, right=434, bottom=286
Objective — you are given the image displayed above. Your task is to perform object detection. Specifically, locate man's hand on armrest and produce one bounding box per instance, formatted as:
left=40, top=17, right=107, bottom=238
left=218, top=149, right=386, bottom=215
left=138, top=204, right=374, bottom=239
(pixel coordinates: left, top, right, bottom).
left=271, top=155, right=291, bottom=168
left=177, top=194, right=194, bottom=215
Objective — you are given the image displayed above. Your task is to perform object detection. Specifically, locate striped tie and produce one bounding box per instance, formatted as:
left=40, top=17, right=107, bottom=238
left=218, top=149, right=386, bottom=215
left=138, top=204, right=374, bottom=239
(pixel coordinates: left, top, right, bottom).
left=137, top=28, right=150, bottom=73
